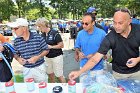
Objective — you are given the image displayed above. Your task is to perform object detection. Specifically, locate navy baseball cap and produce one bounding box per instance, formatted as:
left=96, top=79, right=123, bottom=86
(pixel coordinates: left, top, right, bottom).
left=87, top=7, right=97, bottom=13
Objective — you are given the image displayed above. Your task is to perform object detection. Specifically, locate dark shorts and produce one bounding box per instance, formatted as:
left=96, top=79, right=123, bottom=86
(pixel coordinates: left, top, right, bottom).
left=0, top=60, right=12, bottom=82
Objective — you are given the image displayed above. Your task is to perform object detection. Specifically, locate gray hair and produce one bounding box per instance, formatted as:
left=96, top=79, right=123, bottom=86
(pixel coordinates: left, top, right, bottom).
left=35, top=17, right=49, bottom=27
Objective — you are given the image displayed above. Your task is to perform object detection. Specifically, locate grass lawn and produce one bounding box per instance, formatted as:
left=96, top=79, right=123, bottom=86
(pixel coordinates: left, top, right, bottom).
left=12, top=74, right=68, bottom=83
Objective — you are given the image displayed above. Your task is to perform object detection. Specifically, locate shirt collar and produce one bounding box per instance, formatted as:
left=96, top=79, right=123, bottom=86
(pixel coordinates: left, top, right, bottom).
left=29, top=32, right=34, bottom=39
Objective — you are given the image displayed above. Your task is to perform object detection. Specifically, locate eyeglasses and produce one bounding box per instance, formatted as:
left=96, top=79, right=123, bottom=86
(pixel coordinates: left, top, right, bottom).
left=81, top=22, right=90, bottom=26
left=115, top=8, right=131, bottom=16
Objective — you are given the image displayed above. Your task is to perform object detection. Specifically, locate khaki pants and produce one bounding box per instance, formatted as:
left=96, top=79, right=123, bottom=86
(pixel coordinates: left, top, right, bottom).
left=23, top=63, right=48, bottom=83
left=113, top=71, right=140, bottom=80
left=45, top=55, right=64, bottom=77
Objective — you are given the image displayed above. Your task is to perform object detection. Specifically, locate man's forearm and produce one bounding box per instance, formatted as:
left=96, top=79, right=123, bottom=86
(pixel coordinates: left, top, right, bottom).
left=79, top=52, right=103, bottom=74
left=137, top=56, right=140, bottom=63
left=75, top=48, right=81, bottom=54
left=53, top=42, right=64, bottom=49
left=38, top=50, right=49, bottom=58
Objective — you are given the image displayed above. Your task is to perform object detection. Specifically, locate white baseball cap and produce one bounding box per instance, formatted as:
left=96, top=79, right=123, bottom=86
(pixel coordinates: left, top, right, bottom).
left=7, top=18, right=29, bottom=28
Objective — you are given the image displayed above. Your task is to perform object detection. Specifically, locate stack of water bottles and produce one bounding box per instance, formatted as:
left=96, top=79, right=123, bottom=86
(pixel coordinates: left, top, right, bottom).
left=82, top=70, right=140, bottom=93
left=82, top=71, right=120, bottom=93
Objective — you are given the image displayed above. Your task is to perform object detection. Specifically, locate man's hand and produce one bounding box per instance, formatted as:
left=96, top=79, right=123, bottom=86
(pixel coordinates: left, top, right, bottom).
left=27, top=55, right=39, bottom=64
left=0, top=45, right=4, bottom=52
left=75, top=53, right=79, bottom=62
left=16, top=57, right=27, bottom=65
left=47, top=45, right=53, bottom=49
left=78, top=52, right=86, bottom=60
left=126, top=57, right=140, bottom=68
left=68, top=70, right=81, bottom=80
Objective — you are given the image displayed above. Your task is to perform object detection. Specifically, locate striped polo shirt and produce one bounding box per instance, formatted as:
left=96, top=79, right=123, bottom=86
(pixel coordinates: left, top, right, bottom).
left=14, top=32, right=48, bottom=68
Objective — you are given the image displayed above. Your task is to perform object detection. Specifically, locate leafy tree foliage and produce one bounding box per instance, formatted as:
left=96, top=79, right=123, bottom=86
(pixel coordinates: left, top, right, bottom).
left=0, top=0, right=140, bottom=21
left=0, top=0, right=16, bottom=20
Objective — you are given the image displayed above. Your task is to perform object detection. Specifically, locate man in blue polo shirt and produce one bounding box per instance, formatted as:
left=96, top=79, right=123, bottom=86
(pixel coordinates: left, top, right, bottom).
left=132, top=14, right=140, bottom=24
left=74, top=13, right=106, bottom=82
left=8, top=18, right=49, bottom=83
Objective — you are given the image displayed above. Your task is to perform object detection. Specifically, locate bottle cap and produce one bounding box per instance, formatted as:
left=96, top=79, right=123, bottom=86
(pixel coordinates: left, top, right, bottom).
left=5, top=81, right=14, bottom=87
left=68, top=80, right=76, bottom=85
left=9, top=91, right=16, bottom=93
left=53, top=86, right=63, bottom=92
left=26, top=78, right=34, bottom=82
left=38, top=82, right=47, bottom=88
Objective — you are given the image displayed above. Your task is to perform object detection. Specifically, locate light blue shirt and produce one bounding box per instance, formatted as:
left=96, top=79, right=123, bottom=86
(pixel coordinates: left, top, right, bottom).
left=75, top=26, right=106, bottom=70
left=132, top=18, right=140, bottom=24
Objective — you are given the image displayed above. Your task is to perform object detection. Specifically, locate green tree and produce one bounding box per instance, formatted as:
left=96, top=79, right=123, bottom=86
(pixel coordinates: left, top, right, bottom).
left=0, top=0, right=16, bottom=20
left=27, top=9, right=40, bottom=20
left=1, top=0, right=140, bottom=21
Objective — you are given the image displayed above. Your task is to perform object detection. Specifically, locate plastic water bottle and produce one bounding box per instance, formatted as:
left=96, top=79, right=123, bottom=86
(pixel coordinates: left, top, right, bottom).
left=38, top=82, right=47, bottom=93
left=82, top=75, right=94, bottom=93
left=5, top=81, right=15, bottom=93
left=25, top=78, right=35, bottom=92
left=68, top=80, right=76, bottom=93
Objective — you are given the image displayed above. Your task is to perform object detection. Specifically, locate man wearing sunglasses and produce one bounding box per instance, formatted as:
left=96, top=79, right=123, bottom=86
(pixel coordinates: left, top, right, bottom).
left=78, top=7, right=104, bottom=32
left=69, top=8, right=140, bottom=81
left=8, top=18, right=49, bottom=83
left=74, top=12, right=106, bottom=83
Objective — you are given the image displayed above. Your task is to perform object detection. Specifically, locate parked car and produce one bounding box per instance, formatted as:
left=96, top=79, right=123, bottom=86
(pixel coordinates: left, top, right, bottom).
left=0, top=24, right=12, bottom=36
left=0, top=24, right=5, bottom=35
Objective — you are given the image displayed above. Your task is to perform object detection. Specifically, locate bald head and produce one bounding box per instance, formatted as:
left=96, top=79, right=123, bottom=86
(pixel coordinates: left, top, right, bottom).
left=114, top=11, right=131, bottom=20
left=113, top=10, right=132, bottom=35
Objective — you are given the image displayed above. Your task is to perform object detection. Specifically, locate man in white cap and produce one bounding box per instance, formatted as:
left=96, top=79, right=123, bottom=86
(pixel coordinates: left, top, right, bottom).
left=8, top=18, right=49, bottom=83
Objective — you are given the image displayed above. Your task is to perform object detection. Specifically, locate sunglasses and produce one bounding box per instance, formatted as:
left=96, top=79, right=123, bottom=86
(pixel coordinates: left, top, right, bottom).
left=13, top=27, right=19, bottom=31
left=81, top=22, right=90, bottom=26
left=115, top=8, right=131, bottom=16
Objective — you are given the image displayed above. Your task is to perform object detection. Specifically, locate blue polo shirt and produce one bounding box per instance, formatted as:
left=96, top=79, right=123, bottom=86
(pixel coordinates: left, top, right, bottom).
left=132, top=18, right=140, bottom=24
left=14, top=32, right=48, bottom=68
left=75, top=26, right=106, bottom=70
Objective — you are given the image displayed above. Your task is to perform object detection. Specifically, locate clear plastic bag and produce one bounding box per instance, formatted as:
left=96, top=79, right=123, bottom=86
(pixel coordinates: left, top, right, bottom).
left=82, top=71, right=119, bottom=93
left=95, top=71, right=117, bottom=87
left=86, top=83, right=120, bottom=93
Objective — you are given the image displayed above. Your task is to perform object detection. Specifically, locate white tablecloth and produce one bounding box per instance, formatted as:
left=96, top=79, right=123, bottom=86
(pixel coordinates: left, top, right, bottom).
left=0, top=83, right=83, bottom=93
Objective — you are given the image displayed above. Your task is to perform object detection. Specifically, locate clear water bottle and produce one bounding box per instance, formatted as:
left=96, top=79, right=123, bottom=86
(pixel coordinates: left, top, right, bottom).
left=82, top=75, right=94, bottom=93
left=68, top=80, right=76, bottom=93
left=5, top=81, right=15, bottom=93
left=25, top=78, right=35, bottom=92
